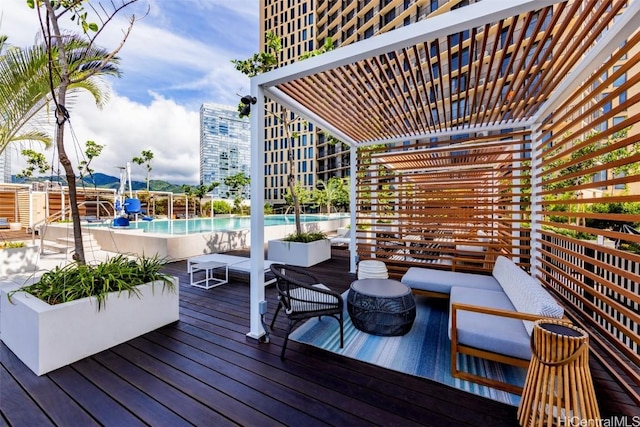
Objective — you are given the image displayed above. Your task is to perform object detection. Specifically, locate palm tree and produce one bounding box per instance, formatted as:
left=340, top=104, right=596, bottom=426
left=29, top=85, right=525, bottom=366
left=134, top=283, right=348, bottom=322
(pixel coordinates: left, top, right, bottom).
left=0, top=34, right=118, bottom=154
left=27, top=0, right=139, bottom=263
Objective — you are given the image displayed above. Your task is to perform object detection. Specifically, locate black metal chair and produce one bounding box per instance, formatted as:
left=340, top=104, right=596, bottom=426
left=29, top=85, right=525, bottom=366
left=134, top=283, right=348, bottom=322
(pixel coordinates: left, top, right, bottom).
left=269, top=263, right=344, bottom=359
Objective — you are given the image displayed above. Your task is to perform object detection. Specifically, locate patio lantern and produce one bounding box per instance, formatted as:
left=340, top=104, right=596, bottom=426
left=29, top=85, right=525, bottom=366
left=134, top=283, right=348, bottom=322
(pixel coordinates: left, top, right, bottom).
left=518, top=320, right=600, bottom=427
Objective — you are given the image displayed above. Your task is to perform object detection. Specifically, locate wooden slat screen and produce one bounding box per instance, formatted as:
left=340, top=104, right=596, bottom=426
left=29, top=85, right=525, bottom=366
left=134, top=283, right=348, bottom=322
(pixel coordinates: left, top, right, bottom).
left=355, top=132, right=532, bottom=279
left=535, top=25, right=640, bottom=405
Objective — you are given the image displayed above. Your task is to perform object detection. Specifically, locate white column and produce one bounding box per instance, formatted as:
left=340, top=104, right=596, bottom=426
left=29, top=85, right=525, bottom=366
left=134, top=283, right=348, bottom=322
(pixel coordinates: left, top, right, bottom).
left=248, top=84, right=266, bottom=340
left=349, top=145, right=357, bottom=273
left=513, top=139, right=522, bottom=264
left=529, top=129, right=542, bottom=278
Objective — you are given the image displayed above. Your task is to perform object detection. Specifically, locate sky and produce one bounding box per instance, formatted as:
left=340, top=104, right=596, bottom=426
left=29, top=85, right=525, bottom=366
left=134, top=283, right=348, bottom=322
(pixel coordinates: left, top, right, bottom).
left=2, top=0, right=259, bottom=185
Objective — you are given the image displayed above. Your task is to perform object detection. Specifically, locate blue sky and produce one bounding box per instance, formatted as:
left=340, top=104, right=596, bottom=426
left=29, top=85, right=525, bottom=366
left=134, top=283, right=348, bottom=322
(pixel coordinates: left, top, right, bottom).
left=2, top=0, right=259, bottom=184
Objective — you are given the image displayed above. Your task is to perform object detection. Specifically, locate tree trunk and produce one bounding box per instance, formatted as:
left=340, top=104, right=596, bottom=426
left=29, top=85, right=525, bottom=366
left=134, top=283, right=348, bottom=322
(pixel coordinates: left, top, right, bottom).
left=288, top=138, right=302, bottom=235
left=55, top=99, right=85, bottom=263
left=44, top=0, right=85, bottom=263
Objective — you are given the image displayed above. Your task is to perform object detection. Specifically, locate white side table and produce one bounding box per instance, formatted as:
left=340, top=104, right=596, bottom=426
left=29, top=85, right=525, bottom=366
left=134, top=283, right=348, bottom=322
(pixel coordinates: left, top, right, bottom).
left=190, top=260, right=228, bottom=289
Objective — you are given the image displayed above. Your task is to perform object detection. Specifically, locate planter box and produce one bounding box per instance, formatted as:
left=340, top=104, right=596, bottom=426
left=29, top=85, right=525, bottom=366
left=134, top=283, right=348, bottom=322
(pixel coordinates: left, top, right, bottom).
left=0, top=245, right=39, bottom=276
left=268, top=238, right=331, bottom=267
left=0, top=277, right=179, bottom=376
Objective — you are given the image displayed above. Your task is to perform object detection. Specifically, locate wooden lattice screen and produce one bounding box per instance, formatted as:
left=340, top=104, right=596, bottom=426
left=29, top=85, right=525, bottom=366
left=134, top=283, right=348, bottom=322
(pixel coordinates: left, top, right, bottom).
left=355, top=131, right=532, bottom=279
left=534, top=26, right=640, bottom=405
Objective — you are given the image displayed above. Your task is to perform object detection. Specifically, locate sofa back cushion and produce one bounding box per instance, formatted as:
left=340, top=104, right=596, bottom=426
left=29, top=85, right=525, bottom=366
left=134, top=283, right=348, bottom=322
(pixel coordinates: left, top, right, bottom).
left=492, top=256, right=564, bottom=334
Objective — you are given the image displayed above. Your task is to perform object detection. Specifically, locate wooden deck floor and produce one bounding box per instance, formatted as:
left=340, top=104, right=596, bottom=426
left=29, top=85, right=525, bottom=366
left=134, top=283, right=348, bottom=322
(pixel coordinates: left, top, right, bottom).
left=1, top=249, right=636, bottom=426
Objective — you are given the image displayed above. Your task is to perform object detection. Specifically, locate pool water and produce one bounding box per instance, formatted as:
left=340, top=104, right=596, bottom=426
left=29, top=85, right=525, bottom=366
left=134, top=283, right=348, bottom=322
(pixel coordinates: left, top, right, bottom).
left=91, top=214, right=347, bottom=235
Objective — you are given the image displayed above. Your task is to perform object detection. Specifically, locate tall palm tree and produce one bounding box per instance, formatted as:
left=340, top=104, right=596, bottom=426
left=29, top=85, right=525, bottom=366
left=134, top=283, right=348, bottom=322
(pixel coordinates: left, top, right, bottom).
left=0, top=34, right=119, bottom=154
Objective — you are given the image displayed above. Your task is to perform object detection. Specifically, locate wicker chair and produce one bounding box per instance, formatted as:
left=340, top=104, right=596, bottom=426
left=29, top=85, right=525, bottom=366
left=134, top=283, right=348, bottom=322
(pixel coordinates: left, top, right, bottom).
left=269, top=263, right=344, bottom=359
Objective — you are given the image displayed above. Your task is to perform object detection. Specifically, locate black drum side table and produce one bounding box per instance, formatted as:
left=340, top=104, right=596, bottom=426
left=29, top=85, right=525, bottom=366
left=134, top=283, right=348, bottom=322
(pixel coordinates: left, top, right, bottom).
left=347, top=278, right=416, bottom=336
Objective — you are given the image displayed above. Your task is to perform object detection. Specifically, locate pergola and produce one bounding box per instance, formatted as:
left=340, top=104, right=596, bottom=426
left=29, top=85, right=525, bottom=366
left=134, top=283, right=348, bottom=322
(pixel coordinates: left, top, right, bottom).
left=246, top=0, right=640, bottom=403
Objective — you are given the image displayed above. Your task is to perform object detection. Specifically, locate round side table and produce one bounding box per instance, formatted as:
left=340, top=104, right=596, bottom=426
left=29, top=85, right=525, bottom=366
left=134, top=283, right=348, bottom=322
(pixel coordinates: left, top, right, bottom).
left=347, top=278, right=416, bottom=336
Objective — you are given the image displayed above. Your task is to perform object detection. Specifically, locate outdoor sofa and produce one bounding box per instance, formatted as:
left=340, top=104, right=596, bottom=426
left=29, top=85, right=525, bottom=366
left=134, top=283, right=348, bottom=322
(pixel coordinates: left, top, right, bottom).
left=401, top=256, right=565, bottom=393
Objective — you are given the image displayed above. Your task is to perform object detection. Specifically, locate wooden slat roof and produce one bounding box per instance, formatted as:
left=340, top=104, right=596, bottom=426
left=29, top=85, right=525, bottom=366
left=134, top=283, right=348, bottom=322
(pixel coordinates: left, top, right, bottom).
left=256, top=0, right=637, bottom=146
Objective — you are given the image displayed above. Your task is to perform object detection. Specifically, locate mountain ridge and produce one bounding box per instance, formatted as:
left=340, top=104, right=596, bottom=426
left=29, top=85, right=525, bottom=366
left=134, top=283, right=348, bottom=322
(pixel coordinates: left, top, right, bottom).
left=13, top=172, right=188, bottom=193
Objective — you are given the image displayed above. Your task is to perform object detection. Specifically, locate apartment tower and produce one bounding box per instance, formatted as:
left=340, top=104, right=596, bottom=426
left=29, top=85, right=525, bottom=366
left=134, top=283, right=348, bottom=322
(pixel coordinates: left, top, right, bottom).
left=199, top=103, right=251, bottom=199
left=261, top=0, right=636, bottom=204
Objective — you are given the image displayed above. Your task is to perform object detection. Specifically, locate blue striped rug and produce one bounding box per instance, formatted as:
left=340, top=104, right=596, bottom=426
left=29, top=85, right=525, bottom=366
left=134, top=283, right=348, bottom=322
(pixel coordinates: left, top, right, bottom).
left=289, top=295, right=526, bottom=406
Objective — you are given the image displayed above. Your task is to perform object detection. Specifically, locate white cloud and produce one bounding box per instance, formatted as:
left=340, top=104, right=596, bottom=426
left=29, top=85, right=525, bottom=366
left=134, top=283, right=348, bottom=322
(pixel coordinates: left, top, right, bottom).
left=14, top=88, right=201, bottom=185
left=3, top=0, right=259, bottom=185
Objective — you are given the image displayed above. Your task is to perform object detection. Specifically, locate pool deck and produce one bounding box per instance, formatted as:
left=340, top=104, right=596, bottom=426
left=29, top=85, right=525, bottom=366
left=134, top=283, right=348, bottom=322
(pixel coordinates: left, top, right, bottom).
left=39, top=216, right=350, bottom=261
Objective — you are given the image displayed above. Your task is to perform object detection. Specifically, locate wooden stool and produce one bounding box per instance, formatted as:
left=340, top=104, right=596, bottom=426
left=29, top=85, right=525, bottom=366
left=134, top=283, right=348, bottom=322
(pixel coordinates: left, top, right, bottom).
left=518, top=319, right=600, bottom=427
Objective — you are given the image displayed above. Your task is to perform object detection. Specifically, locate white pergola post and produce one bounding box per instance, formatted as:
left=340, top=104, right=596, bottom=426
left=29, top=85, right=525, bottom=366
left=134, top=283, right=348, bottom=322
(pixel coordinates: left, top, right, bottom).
left=349, top=145, right=357, bottom=273
left=529, top=129, right=543, bottom=278
left=248, top=84, right=267, bottom=340
left=513, top=141, right=522, bottom=264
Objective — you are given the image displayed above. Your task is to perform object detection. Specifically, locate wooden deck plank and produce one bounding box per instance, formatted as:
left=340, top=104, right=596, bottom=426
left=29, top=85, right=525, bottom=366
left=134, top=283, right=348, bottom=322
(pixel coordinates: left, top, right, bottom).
left=0, top=364, right=54, bottom=427
left=70, top=357, right=193, bottom=426
left=155, top=320, right=423, bottom=427
left=0, top=249, right=634, bottom=426
left=137, top=333, right=364, bottom=426
left=122, top=335, right=327, bottom=427
left=114, top=339, right=271, bottom=425
left=1, top=346, right=98, bottom=427
left=90, top=349, right=241, bottom=427
left=47, top=367, right=148, bottom=427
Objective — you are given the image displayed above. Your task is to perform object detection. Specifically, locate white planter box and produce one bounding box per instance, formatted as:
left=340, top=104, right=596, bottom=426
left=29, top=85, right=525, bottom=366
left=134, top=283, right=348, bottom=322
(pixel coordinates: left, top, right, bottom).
left=0, top=245, right=39, bottom=276
left=267, top=238, right=331, bottom=267
left=0, top=277, right=179, bottom=376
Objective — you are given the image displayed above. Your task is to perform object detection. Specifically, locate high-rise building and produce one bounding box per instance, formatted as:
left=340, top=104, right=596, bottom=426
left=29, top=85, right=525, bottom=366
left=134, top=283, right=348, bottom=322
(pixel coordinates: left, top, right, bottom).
left=262, top=0, right=637, bottom=203
left=0, top=150, right=11, bottom=183
left=199, top=103, right=251, bottom=199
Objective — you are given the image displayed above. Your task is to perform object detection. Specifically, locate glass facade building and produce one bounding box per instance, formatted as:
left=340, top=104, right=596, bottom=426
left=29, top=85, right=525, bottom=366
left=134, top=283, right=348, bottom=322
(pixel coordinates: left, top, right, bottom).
left=199, top=103, right=251, bottom=199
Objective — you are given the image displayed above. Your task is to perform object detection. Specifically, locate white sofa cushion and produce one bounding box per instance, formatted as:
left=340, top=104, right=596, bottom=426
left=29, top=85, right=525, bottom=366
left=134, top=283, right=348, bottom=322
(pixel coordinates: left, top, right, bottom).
left=492, top=256, right=564, bottom=334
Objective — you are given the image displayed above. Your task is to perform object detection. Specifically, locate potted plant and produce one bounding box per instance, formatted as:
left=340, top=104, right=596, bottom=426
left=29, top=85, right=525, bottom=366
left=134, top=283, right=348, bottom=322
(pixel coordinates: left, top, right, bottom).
left=0, top=241, right=39, bottom=276
left=0, top=255, right=179, bottom=376
left=231, top=31, right=334, bottom=260
left=267, top=231, right=331, bottom=267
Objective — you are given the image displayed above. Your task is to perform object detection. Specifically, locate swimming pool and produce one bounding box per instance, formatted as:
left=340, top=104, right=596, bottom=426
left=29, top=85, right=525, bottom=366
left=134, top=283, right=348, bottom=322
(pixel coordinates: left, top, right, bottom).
left=89, top=214, right=348, bottom=235
left=46, top=214, right=350, bottom=260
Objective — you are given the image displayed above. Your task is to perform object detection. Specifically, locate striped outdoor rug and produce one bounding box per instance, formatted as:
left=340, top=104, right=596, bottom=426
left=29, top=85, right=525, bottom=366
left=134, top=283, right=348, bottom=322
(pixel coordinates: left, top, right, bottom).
left=289, top=295, right=526, bottom=406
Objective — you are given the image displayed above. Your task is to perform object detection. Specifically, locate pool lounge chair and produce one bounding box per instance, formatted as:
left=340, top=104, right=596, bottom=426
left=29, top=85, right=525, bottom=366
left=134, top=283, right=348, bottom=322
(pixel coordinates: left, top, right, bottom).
left=187, top=254, right=281, bottom=286
left=330, top=229, right=351, bottom=246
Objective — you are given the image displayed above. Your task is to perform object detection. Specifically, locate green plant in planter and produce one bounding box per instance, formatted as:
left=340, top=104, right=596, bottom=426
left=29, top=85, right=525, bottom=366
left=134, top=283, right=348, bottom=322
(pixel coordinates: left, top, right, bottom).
left=0, top=241, right=27, bottom=249
left=8, top=254, right=174, bottom=309
left=283, top=231, right=327, bottom=243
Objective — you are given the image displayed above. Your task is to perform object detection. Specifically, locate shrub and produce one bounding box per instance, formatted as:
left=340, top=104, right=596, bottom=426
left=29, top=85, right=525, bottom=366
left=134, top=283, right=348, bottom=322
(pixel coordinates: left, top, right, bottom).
left=283, top=231, right=327, bottom=243
left=211, top=200, right=232, bottom=214
left=0, top=241, right=27, bottom=249
left=8, top=254, right=174, bottom=309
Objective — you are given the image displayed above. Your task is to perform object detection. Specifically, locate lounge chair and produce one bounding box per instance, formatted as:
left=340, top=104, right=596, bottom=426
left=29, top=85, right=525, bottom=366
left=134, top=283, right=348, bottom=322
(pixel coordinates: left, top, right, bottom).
left=187, top=254, right=280, bottom=286
left=330, top=229, right=351, bottom=246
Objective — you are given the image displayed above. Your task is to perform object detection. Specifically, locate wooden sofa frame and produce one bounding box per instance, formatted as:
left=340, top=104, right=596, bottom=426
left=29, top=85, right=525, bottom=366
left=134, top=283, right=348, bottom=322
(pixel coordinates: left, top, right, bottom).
left=450, top=302, right=565, bottom=395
